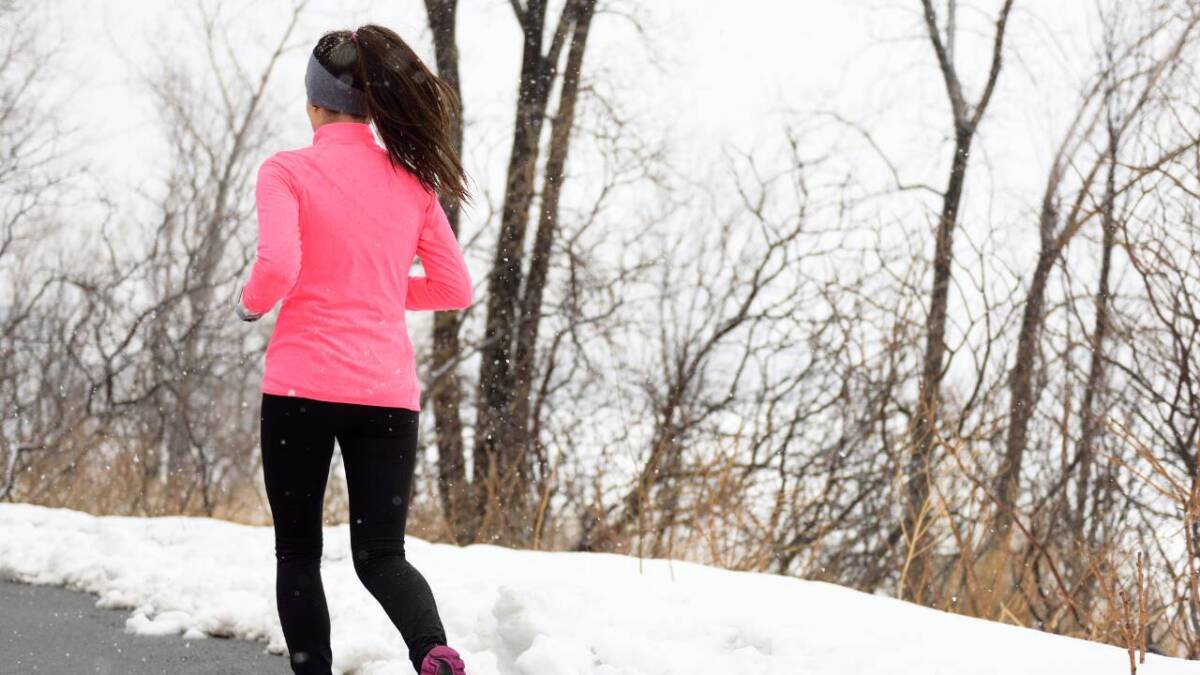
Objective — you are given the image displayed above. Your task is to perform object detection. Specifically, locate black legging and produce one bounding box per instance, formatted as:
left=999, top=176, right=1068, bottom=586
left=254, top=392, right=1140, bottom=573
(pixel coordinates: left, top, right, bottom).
left=260, top=392, right=448, bottom=674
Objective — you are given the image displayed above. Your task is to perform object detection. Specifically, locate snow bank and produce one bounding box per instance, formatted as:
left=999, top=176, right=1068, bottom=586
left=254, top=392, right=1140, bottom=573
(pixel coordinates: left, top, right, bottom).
left=0, top=503, right=1193, bottom=674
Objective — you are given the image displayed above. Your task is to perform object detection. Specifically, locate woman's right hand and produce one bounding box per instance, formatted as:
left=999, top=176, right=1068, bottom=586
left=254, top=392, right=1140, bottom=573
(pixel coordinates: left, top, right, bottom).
left=232, top=284, right=264, bottom=322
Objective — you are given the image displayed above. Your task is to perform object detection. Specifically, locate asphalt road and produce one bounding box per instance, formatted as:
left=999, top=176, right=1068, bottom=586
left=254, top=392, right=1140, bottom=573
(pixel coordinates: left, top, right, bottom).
left=0, top=578, right=289, bottom=674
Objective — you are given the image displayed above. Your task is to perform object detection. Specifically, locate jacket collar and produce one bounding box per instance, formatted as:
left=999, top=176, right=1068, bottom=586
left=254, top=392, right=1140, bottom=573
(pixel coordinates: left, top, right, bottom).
left=312, top=121, right=378, bottom=147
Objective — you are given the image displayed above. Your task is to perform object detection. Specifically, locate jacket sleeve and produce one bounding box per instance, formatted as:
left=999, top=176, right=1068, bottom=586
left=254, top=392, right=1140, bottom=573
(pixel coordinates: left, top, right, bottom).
left=405, top=192, right=472, bottom=311
left=240, top=156, right=302, bottom=316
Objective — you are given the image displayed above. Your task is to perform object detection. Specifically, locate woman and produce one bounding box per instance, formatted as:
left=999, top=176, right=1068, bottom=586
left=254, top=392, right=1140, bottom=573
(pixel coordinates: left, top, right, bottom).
left=234, top=25, right=472, bottom=675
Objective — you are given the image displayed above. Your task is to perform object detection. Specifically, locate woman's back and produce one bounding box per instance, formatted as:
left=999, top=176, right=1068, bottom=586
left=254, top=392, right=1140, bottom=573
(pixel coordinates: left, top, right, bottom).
left=239, top=121, right=472, bottom=411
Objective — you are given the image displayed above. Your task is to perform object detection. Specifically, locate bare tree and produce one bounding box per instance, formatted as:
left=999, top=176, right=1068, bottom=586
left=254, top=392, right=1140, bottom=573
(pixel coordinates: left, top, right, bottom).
left=419, top=0, right=602, bottom=545
left=23, top=1, right=309, bottom=516
left=903, top=0, right=1016, bottom=603
left=0, top=1, right=86, bottom=502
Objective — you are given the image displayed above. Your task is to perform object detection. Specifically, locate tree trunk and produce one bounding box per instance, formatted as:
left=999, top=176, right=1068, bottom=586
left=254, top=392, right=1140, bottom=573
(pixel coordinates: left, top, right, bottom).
left=905, top=125, right=971, bottom=601
left=509, top=0, right=597, bottom=540
left=1074, top=117, right=1118, bottom=546
left=994, top=243, right=1056, bottom=538
left=422, top=0, right=476, bottom=545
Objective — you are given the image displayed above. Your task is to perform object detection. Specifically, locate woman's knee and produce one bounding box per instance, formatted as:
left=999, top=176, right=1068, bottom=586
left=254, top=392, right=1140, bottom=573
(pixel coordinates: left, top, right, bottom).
left=351, top=538, right=407, bottom=578
left=275, top=534, right=323, bottom=563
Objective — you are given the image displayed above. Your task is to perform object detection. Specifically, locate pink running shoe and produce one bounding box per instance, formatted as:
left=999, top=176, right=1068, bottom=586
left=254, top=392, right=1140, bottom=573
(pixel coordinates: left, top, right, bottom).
left=420, top=645, right=466, bottom=675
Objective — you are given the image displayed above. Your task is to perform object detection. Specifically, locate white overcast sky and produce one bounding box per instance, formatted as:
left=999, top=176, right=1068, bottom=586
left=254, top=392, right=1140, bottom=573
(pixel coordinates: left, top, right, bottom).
left=36, top=1, right=1095, bottom=189
left=23, top=0, right=1112, bottom=275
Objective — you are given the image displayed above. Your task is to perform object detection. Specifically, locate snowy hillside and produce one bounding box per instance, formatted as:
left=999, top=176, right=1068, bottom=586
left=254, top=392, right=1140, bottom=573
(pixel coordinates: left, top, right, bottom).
left=0, top=503, right=1193, bottom=675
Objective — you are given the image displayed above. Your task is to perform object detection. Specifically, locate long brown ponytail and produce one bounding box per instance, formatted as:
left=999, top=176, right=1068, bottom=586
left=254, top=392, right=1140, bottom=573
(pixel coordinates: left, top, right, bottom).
left=313, top=26, right=469, bottom=207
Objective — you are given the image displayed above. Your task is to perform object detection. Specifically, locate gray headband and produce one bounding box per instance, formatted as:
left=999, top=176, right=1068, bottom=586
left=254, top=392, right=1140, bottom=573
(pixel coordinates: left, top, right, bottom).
left=305, top=52, right=367, bottom=117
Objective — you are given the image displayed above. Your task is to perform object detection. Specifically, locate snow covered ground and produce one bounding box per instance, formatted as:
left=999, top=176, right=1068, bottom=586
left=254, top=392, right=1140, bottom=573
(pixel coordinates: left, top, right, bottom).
left=0, top=503, right=1194, bottom=675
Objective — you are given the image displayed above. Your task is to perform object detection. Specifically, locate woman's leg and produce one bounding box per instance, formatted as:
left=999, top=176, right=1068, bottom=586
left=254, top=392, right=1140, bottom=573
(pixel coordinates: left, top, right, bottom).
left=337, top=403, right=448, bottom=673
left=261, top=392, right=339, bottom=675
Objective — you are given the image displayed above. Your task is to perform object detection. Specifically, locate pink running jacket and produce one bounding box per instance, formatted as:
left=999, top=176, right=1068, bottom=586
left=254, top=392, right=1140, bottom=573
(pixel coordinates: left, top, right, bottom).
left=239, top=121, right=472, bottom=411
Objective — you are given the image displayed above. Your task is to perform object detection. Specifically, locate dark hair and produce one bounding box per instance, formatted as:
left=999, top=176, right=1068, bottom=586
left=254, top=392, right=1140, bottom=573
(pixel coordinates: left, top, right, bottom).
left=313, top=26, right=469, bottom=206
